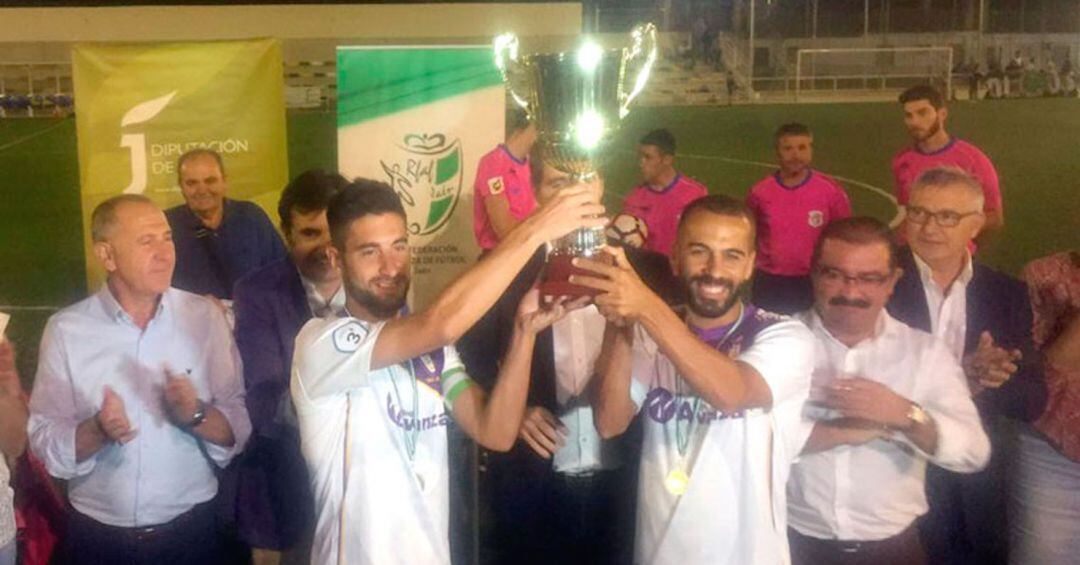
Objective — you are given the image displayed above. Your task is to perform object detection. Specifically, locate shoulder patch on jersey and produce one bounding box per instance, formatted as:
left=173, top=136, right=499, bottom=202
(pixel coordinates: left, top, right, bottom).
left=332, top=321, right=366, bottom=353
left=488, top=176, right=505, bottom=195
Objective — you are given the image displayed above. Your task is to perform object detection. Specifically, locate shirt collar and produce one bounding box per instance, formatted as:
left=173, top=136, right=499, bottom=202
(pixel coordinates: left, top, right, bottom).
left=299, top=272, right=347, bottom=318
left=645, top=172, right=682, bottom=194
left=913, top=251, right=973, bottom=293
left=499, top=144, right=528, bottom=166
left=803, top=307, right=890, bottom=350
left=97, top=283, right=167, bottom=325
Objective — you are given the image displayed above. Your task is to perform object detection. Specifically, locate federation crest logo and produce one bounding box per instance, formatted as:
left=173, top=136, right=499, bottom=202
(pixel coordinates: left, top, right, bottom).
left=380, top=132, right=464, bottom=236
left=808, top=210, right=825, bottom=228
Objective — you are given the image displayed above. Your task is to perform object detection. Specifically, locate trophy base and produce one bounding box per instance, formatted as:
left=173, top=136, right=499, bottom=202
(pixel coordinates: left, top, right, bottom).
left=541, top=252, right=612, bottom=299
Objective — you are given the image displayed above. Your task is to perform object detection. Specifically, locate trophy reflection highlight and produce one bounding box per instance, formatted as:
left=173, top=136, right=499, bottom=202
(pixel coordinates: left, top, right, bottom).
left=495, top=23, right=658, bottom=297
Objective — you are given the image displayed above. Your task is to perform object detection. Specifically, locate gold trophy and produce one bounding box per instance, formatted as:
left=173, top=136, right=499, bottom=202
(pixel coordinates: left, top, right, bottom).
left=494, top=24, right=657, bottom=297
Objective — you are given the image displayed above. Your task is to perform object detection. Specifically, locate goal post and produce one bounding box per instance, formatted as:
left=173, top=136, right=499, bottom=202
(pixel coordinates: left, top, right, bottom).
left=795, top=46, right=953, bottom=102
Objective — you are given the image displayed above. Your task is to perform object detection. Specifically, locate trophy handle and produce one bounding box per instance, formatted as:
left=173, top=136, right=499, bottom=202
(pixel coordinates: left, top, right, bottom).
left=619, top=23, right=658, bottom=119
left=494, top=33, right=532, bottom=116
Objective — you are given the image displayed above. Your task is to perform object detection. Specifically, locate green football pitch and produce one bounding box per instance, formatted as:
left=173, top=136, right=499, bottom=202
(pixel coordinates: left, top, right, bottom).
left=1, top=99, right=1077, bottom=379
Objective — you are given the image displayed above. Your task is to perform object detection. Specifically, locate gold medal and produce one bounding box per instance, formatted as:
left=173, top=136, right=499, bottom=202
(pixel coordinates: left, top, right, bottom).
left=664, top=468, right=690, bottom=495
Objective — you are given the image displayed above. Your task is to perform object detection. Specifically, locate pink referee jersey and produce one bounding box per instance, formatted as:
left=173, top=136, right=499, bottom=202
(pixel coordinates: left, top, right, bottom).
left=473, top=144, right=536, bottom=250
left=747, top=170, right=852, bottom=276
left=622, top=173, right=708, bottom=256
left=892, top=138, right=1001, bottom=211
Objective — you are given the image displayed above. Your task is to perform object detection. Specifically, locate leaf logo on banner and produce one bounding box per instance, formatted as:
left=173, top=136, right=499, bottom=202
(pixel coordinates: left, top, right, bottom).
left=120, top=91, right=177, bottom=194
left=380, top=133, right=463, bottom=236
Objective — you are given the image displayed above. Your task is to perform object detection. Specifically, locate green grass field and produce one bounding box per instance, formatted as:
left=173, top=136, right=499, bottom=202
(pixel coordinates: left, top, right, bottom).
left=2, top=99, right=1078, bottom=379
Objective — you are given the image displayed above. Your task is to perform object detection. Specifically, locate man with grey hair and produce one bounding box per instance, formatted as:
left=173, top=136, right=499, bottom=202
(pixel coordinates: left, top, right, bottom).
left=887, top=166, right=1045, bottom=565
left=166, top=149, right=286, bottom=301
left=29, top=194, right=251, bottom=565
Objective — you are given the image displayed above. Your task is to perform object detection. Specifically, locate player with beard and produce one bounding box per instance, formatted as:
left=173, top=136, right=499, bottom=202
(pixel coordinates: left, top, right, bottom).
left=747, top=123, right=851, bottom=314
left=892, top=85, right=1003, bottom=245
left=290, top=178, right=602, bottom=565
left=575, top=194, right=815, bottom=565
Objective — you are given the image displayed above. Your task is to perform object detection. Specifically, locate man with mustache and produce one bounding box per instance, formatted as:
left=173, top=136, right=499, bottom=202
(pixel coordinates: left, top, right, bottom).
left=747, top=122, right=851, bottom=314
left=290, top=178, right=603, bottom=565
left=786, top=216, right=990, bottom=565
left=230, top=169, right=349, bottom=564
left=166, top=149, right=287, bottom=303
left=887, top=166, right=1045, bottom=565
left=891, top=85, right=1003, bottom=245
left=577, top=194, right=814, bottom=564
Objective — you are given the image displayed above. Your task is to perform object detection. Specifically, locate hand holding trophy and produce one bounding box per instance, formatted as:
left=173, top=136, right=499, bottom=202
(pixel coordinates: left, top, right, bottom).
left=494, top=24, right=658, bottom=297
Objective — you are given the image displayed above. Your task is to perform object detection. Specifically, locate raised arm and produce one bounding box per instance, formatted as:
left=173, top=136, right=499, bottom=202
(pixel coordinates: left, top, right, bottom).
left=371, top=185, right=605, bottom=370
left=591, top=322, right=638, bottom=439
left=452, top=291, right=585, bottom=451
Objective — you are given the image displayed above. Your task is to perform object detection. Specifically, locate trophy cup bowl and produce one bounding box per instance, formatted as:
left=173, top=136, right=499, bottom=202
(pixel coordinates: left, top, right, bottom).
left=495, top=23, right=657, bottom=297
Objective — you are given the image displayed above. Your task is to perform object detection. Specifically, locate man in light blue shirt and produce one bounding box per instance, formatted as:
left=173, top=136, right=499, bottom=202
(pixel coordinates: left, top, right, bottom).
left=28, top=194, right=251, bottom=565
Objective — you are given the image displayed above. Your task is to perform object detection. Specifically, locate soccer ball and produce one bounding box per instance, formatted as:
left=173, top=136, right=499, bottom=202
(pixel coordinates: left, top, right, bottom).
left=606, top=213, right=649, bottom=248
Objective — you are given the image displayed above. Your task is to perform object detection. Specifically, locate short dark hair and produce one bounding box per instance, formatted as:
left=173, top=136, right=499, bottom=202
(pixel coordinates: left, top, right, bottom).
left=278, top=169, right=349, bottom=232
left=811, top=216, right=899, bottom=270
left=91, top=194, right=155, bottom=242
left=327, top=178, right=407, bottom=250
left=507, top=107, right=530, bottom=136
left=899, top=84, right=945, bottom=109
left=639, top=128, right=676, bottom=156
left=774, top=122, right=812, bottom=144
left=176, top=148, right=225, bottom=183
left=677, top=194, right=756, bottom=246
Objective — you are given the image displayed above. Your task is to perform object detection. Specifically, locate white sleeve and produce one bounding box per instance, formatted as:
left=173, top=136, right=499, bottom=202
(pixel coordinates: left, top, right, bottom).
left=629, top=324, right=655, bottom=412
left=441, top=345, right=475, bottom=410
left=291, top=317, right=385, bottom=401
left=735, top=319, right=815, bottom=458
left=914, top=338, right=991, bottom=472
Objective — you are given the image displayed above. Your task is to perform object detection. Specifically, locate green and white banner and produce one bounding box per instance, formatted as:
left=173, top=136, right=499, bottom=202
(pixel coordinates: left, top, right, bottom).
left=337, top=46, right=504, bottom=309
left=72, top=38, right=288, bottom=287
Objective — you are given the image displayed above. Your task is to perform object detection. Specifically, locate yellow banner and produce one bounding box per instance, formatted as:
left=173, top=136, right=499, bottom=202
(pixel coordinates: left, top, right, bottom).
left=72, top=38, right=287, bottom=288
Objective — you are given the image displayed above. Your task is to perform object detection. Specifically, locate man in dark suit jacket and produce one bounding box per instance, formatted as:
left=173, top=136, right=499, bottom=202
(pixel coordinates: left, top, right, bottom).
left=232, top=170, right=348, bottom=562
left=458, top=160, right=682, bottom=565
left=885, top=166, right=1046, bottom=565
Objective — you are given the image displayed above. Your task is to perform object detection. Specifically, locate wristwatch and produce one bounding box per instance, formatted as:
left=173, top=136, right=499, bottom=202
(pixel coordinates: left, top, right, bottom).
left=906, top=402, right=930, bottom=428
left=184, top=399, right=207, bottom=429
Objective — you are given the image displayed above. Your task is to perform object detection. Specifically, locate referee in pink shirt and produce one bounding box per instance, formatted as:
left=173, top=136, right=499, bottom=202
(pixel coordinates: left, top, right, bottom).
left=892, top=85, right=1003, bottom=246
left=621, top=129, right=709, bottom=256
left=472, top=108, right=538, bottom=254
left=747, top=123, right=851, bottom=314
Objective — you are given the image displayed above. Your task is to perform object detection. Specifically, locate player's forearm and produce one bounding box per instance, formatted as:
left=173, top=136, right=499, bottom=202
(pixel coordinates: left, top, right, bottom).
left=421, top=220, right=545, bottom=342
left=637, top=299, right=759, bottom=413
left=593, top=323, right=636, bottom=439
left=490, top=208, right=523, bottom=240
left=473, top=326, right=536, bottom=451
left=75, top=416, right=108, bottom=462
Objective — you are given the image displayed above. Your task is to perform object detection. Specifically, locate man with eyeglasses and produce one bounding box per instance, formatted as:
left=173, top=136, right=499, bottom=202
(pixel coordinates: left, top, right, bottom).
left=787, top=216, right=990, bottom=565
left=887, top=166, right=1046, bottom=565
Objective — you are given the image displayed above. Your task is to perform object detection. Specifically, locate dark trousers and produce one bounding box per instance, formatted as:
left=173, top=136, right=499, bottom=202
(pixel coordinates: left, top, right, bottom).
left=918, top=463, right=1008, bottom=565
left=59, top=501, right=225, bottom=565
left=789, top=524, right=926, bottom=565
left=751, top=271, right=814, bottom=315
left=483, top=463, right=635, bottom=565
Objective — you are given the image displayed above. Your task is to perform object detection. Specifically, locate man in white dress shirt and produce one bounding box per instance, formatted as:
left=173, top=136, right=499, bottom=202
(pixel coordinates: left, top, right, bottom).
left=787, top=216, right=990, bottom=565
left=28, top=194, right=252, bottom=565
left=578, top=194, right=815, bottom=565
left=290, top=178, right=603, bottom=565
